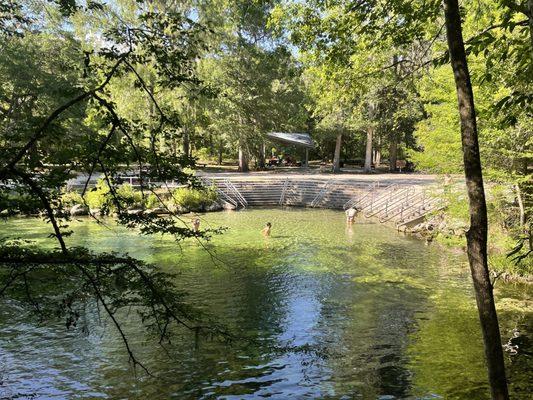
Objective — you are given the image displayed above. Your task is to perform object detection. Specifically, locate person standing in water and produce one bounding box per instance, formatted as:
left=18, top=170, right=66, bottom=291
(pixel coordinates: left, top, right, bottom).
left=192, top=218, right=200, bottom=233
left=262, top=222, right=272, bottom=237
left=345, top=207, right=357, bottom=224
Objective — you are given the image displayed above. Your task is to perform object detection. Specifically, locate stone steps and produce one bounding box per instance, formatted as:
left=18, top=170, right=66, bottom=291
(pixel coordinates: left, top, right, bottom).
left=202, top=177, right=441, bottom=227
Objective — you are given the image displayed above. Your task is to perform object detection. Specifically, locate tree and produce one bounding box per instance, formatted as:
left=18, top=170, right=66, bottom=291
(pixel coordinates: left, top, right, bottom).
left=443, top=0, right=509, bottom=397
left=190, top=0, right=308, bottom=171
left=0, top=0, right=229, bottom=371
left=272, top=0, right=517, bottom=397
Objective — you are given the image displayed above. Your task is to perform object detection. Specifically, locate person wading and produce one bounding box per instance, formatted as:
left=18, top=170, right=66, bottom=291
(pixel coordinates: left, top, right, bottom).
left=262, top=222, right=272, bottom=237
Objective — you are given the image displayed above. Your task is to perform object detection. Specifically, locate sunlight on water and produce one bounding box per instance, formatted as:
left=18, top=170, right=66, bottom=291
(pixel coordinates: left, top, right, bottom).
left=0, top=209, right=531, bottom=399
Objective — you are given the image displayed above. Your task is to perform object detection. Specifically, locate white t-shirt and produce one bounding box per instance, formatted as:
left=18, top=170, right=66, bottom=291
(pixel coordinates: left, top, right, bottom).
left=346, top=208, right=357, bottom=218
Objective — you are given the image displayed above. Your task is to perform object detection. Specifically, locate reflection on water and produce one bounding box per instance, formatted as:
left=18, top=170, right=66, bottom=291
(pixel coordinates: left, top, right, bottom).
left=0, top=208, right=531, bottom=399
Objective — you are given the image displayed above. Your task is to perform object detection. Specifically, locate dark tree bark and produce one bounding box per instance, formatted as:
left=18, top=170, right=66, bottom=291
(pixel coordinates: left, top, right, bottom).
left=332, top=133, right=342, bottom=173
left=527, top=0, right=533, bottom=46
left=218, top=142, right=223, bottom=165
left=182, top=131, right=190, bottom=157
left=443, top=1, right=509, bottom=399
left=258, top=142, right=266, bottom=169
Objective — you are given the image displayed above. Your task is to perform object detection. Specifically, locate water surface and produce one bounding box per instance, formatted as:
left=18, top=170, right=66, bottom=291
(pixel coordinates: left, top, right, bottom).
left=0, top=209, right=531, bottom=399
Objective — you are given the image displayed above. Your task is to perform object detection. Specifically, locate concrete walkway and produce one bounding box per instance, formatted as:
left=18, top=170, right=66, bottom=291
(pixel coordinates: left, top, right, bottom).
left=197, top=168, right=440, bottom=187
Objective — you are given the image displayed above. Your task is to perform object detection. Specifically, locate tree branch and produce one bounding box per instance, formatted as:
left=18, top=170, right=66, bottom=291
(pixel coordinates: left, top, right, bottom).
left=1, top=55, right=128, bottom=175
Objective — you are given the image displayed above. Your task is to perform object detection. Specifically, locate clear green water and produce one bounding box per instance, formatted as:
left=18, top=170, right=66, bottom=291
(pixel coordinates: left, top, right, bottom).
left=0, top=208, right=531, bottom=399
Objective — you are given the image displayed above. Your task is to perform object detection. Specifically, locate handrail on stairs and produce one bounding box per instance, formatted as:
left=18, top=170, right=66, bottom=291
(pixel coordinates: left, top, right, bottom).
left=279, top=178, right=290, bottom=205
left=201, top=177, right=239, bottom=208
left=310, top=180, right=332, bottom=207
left=224, top=178, right=247, bottom=208
left=363, top=183, right=398, bottom=214
left=365, top=185, right=416, bottom=218
left=343, top=182, right=379, bottom=210
left=379, top=190, right=426, bottom=223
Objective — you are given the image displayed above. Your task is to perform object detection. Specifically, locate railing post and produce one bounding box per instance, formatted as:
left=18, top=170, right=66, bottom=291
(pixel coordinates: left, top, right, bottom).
left=279, top=178, right=289, bottom=205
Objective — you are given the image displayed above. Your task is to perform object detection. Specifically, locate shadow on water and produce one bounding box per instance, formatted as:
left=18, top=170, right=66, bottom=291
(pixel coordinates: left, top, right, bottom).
left=0, top=209, right=531, bottom=399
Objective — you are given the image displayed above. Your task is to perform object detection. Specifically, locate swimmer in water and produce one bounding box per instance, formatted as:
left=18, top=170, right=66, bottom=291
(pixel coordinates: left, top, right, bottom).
left=262, top=222, right=272, bottom=237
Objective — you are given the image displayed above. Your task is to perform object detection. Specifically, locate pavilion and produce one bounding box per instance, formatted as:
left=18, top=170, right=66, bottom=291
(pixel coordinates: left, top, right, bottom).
left=266, top=132, right=314, bottom=167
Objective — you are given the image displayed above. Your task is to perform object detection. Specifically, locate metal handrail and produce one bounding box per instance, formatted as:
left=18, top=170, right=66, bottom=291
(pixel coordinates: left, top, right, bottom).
left=343, top=182, right=378, bottom=210
left=396, top=200, right=445, bottom=227
left=200, top=178, right=238, bottom=208
left=364, top=186, right=414, bottom=218
left=379, top=191, right=426, bottom=222
left=362, top=183, right=399, bottom=214
left=310, top=180, right=331, bottom=207
left=224, top=179, right=247, bottom=208
left=279, top=178, right=290, bottom=205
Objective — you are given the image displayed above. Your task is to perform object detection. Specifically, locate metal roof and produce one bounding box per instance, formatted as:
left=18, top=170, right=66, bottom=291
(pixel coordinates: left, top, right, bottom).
left=266, top=132, right=314, bottom=148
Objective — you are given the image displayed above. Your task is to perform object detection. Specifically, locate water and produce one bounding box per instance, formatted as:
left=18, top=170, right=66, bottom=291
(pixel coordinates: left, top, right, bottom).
left=0, top=209, right=531, bottom=399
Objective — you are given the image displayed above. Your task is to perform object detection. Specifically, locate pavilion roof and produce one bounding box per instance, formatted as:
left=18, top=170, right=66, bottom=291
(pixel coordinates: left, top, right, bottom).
left=266, top=132, right=314, bottom=148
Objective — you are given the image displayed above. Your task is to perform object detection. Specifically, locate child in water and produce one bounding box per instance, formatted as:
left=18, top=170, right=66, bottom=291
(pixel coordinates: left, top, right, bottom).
left=345, top=207, right=357, bottom=224
left=192, top=218, right=200, bottom=233
left=262, top=222, right=272, bottom=237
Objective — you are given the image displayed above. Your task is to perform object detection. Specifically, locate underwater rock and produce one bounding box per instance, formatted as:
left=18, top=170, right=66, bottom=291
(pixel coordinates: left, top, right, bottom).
left=221, top=201, right=236, bottom=210
left=206, top=202, right=223, bottom=212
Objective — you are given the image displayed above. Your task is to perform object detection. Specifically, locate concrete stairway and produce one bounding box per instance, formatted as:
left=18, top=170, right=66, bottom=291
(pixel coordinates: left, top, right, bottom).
left=202, top=176, right=442, bottom=227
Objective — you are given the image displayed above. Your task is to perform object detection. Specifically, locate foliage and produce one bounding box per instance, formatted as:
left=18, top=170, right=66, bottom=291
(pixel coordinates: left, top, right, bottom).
left=172, top=187, right=218, bottom=211
left=0, top=0, right=225, bottom=369
left=0, top=0, right=531, bottom=378
left=84, top=179, right=111, bottom=210
left=115, top=183, right=143, bottom=209
left=60, top=190, right=83, bottom=207
left=145, top=193, right=161, bottom=209
left=0, top=238, right=231, bottom=372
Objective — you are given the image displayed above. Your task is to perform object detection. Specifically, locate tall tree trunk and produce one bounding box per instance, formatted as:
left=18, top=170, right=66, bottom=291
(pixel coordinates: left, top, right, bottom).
left=515, top=184, right=526, bottom=229
left=209, top=133, right=214, bottom=156
left=444, top=1, right=509, bottom=399
left=258, top=142, right=266, bottom=169
left=238, top=140, right=249, bottom=172
left=527, top=0, right=533, bottom=46
left=389, top=140, right=398, bottom=172
left=332, top=133, right=342, bottom=173
left=218, top=141, right=223, bottom=165
left=374, top=149, right=381, bottom=168
left=364, top=126, right=373, bottom=173
left=375, top=135, right=381, bottom=168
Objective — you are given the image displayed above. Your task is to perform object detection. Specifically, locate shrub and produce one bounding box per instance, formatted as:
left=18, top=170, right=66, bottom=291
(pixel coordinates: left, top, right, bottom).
left=205, top=186, right=218, bottom=203
left=171, top=187, right=218, bottom=211
left=145, top=193, right=162, bottom=209
left=115, top=183, right=143, bottom=208
left=0, top=193, right=41, bottom=215
left=84, top=179, right=110, bottom=210
left=194, top=147, right=217, bottom=163
left=61, top=191, right=83, bottom=207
